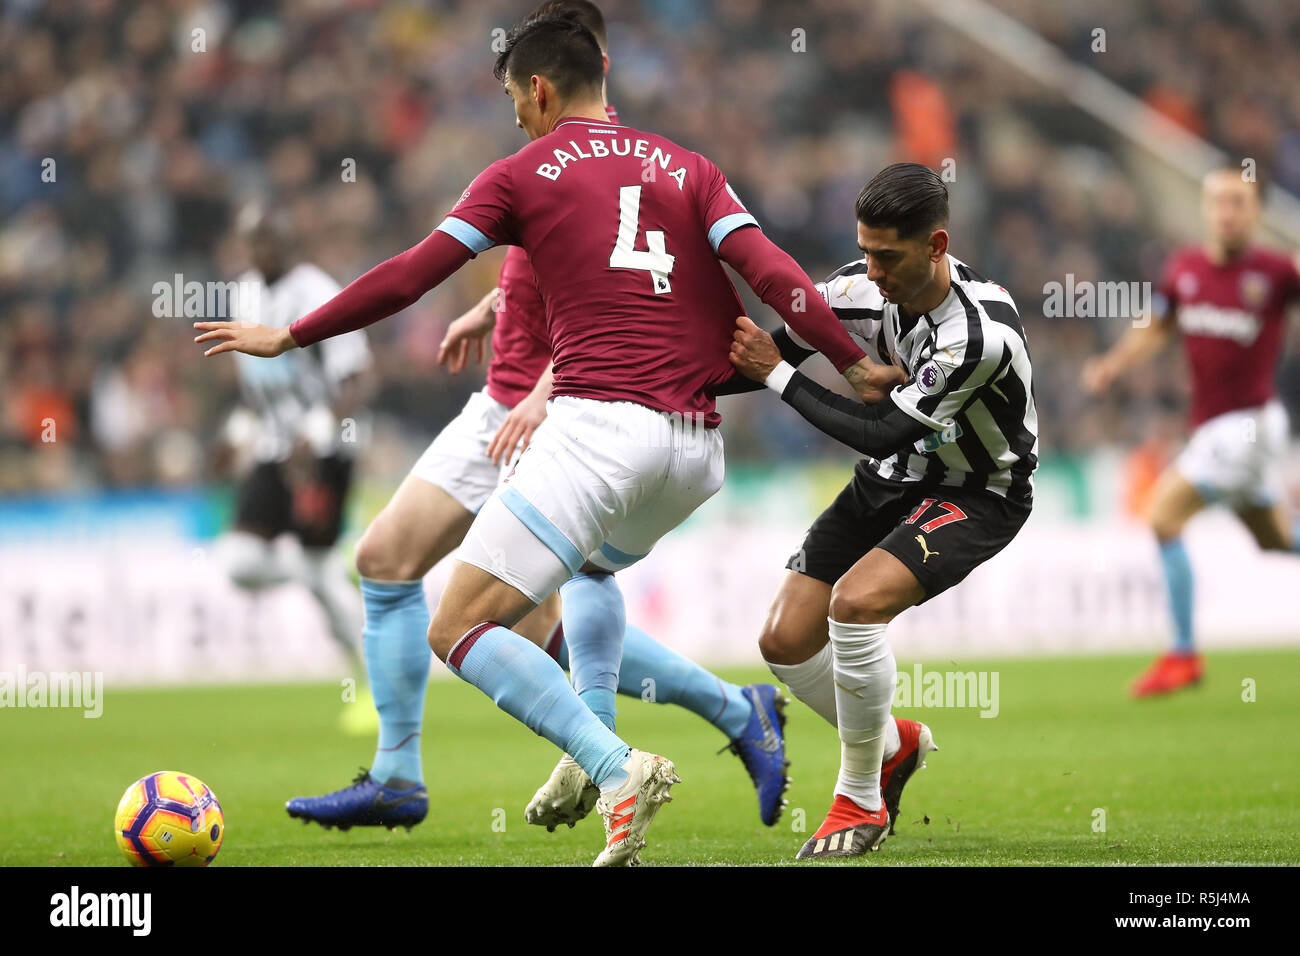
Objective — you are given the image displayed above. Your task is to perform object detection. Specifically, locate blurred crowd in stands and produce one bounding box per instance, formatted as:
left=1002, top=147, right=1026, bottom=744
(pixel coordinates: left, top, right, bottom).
left=2, top=0, right=1297, bottom=493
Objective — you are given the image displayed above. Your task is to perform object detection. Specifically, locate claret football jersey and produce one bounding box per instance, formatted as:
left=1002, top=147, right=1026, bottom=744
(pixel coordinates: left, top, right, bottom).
left=436, top=117, right=759, bottom=426
left=1155, top=245, right=1300, bottom=426
left=484, top=105, right=622, bottom=409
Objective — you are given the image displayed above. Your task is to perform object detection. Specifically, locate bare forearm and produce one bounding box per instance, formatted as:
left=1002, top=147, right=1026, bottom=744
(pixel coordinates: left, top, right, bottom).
left=471, top=287, right=500, bottom=328
left=527, top=361, right=555, bottom=403
left=1105, top=316, right=1173, bottom=376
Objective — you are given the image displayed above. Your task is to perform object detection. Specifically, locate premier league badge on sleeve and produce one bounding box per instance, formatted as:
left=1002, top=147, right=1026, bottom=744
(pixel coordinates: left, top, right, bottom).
left=916, top=360, right=947, bottom=396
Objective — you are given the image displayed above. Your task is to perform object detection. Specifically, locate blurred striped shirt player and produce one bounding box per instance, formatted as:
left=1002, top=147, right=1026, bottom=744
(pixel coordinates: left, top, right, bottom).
left=229, top=263, right=371, bottom=466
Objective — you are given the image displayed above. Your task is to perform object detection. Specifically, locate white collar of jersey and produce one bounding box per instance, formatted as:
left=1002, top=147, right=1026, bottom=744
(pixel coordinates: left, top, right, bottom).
left=555, top=117, right=623, bottom=130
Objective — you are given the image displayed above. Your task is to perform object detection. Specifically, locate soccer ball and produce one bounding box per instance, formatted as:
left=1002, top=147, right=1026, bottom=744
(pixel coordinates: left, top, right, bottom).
left=114, top=771, right=225, bottom=867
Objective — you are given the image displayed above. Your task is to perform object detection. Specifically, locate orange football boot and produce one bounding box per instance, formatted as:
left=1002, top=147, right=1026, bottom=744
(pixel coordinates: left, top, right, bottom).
left=796, top=793, right=890, bottom=859
left=1131, top=651, right=1204, bottom=698
left=880, top=718, right=938, bottom=835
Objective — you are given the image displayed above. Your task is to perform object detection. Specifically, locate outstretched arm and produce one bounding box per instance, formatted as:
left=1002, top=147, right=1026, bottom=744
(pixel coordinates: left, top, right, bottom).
left=729, top=316, right=929, bottom=458
left=1080, top=310, right=1174, bottom=394
left=776, top=368, right=931, bottom=458
left=195, top=230, right=475, bottom=357
left=717, top=226, right=904, bottom=402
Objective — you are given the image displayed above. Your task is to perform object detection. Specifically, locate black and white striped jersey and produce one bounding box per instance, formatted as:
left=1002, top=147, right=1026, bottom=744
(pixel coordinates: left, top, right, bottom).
left=788, top=254, right=1038, bottom=501
left=230, top=264, right=372, bottom=464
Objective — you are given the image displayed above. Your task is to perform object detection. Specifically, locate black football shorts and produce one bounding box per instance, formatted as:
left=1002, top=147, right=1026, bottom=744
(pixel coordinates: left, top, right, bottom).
left=234, top=454, right=354, bottom=549
left=785, top=462, right=1032, bottom=601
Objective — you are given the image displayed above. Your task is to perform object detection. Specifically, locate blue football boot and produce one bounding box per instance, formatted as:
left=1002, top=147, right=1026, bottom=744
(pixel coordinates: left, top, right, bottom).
left=724, top=684, right=791, bottom=826
left=286, top=769, right=427, bottom=831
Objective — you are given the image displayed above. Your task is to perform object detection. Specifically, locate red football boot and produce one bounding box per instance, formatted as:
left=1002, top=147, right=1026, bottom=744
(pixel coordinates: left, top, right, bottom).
left=795, top=793, right=890, bottom=859
left=1131, top=651, right=1204, bottom=698
left=880, top=718, right=938, bottom=835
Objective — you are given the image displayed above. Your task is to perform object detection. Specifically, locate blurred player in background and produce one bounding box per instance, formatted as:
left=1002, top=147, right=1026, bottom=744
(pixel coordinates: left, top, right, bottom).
left=197, top=13, right=894, bottom=864
left=213, top=204, right=373, bottom=676
left=241, top=1, right=793, bottom=840
left=727, top=163, right=1036, bottom=858
left=1083, top=170, right=1300, bottom=697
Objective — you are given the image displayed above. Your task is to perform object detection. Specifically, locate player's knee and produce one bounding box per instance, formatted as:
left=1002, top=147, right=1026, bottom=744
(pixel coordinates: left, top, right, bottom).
left=1149, top=482, right=1200, bottom=542
left=828, top=581, right=896, bottom=625
left=426, top=617, right=456, bottom=662
left=758, top=623, right=801, bottom=666
left=758, top=608, right=826, bottom=665
left=354, top=524, right=422, bottom=582
left=1149, top=514, right=1184, bottom=543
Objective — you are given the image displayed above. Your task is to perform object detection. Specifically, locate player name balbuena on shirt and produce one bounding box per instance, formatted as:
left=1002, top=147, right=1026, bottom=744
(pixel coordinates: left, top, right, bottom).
left=795, top=255, right=1038, bottom=501
left=435, top=118, right=772, bottom=427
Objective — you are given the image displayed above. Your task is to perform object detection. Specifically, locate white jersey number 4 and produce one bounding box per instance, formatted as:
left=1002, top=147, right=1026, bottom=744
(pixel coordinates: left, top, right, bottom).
left=610, top=185, right=675, bottom=294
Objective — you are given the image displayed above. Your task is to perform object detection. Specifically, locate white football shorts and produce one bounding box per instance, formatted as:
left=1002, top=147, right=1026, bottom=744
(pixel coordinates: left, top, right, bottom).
left=459, top=396, right=725, bottom=603
left=1174, top=399, right=1289, bottom=509
left=409, top=388, right=512, bottom=513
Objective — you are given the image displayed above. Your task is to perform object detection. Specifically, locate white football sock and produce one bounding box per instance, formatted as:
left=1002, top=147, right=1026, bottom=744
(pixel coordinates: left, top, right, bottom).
left=766, top=644, right=837, bottom=727
left=597, top=751, right=633, bottom=794
left=883, top=713, right=901, bottom=763
left=828, top=618, right=896, bottom=811
left=767, top=645, right=902, bottom=759
left=216, top=531, right=295, bottom=589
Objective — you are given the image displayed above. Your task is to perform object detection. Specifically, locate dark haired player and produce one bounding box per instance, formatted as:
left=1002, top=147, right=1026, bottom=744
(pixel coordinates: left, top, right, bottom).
left=196, top=14, right=897, bottom=865
left=216, top=204, right=372, bottom=672
left=1083, top=169, right=1300, bottom=697
left=267, top=0, right=793, bottom=842
left=728, top=163, right=1038, bottom=859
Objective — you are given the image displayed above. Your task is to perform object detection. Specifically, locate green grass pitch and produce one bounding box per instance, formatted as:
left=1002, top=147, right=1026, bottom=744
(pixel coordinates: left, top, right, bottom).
left=2, top=649, right=1297, bottom=866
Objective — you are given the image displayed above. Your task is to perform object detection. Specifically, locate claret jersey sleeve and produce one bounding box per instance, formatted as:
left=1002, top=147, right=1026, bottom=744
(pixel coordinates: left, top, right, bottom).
left=694, top=159, right=759, bottom=253
left=1152, top=248, right=1185, bottom=320
left=435, top=159, right=518, bottom=255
